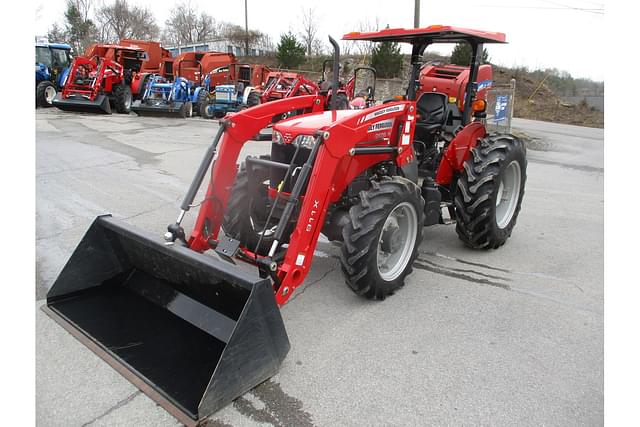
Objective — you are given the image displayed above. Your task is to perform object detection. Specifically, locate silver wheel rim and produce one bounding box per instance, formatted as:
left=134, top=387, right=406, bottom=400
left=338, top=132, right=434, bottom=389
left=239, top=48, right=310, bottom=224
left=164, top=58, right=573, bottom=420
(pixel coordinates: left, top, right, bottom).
left=124, top=91, right=132, bottom=109
left=187, top=103, right=193, bottom=117
left=377, top=201, right=418, bottom=281
left=44, top=86, right=56, bottom=104
left=495, top=160, right=522, bottom=229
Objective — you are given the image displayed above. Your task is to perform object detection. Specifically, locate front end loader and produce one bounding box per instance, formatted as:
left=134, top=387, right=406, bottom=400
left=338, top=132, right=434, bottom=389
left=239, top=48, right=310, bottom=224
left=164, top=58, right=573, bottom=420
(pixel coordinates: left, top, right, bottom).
left=130, top=65, right=206, bottom=118
left=45, top=26, right=526, bottom=425
left=52, top=44, right=147, bottom=114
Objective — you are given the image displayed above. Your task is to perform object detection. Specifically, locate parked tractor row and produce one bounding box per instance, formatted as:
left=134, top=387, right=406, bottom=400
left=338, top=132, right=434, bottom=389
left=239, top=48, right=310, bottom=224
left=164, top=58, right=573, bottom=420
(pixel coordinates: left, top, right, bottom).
left=36, top=38, right=380, bottom=119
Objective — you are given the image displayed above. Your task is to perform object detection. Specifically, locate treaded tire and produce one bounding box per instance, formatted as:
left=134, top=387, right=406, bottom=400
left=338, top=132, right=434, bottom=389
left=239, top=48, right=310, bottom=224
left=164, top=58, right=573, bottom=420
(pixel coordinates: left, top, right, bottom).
left=341, top=176, right=425, bottom=300
left=222, top=156, right=274, bottom=255
left=113, top=83, right=132, bottom=114
left=179, top=101, right=193, bottom=118
left=36, top=81, right=56, bottom=107
left=454, top=133, right=527, bottom=249
left=196, top=90, right=209, bottom=116
left=333, top=93, right=349, bottom=110
left=247, top=90, right=261, bottom=107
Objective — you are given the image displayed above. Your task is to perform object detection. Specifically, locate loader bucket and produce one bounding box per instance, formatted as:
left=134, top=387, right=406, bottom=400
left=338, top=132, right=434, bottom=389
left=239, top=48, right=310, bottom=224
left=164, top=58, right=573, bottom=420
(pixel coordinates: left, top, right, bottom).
left=131, top=100, right=187, bottom=118
left=43, top=215, right=290, bottom=426
left=52, top=93, right=112, bottom=114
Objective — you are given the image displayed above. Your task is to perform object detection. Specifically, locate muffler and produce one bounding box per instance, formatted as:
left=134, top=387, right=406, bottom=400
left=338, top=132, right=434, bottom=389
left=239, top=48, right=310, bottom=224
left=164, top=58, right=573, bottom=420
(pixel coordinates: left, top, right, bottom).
left=43, top=215, right=289, bottom=425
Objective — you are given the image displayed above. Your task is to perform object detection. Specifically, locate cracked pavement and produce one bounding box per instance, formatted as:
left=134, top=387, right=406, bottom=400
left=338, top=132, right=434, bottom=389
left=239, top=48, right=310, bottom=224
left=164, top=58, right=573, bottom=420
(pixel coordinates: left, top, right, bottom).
left=36, top=109, right=603, bottom=426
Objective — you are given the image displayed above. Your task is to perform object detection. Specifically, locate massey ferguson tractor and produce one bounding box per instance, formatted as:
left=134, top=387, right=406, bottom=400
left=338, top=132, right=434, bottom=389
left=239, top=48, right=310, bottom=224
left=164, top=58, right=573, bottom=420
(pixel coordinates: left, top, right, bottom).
left=44, top=26, right=526, bottom=425
left=52, top=43, right=149, bottom=114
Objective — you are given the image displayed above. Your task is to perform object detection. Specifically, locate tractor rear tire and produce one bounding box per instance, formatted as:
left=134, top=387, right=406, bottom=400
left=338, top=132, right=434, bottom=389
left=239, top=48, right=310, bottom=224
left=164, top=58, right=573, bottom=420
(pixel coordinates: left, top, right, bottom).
left=222, top=156, right=275, bottom=255
left=334, top=93, right=349, bottom=110
left=36, top=81, right=56, bottom=107
left=113, top=83, right=132, bottom=114
left=247, top=90, right=261, bottom=108
left=454, top=133, right=527, bottom=249
left=196, top=90, right=209, bottom=116
left=179, top=101, right=193, bottom=118
left=341, top=176, right=425, bottom=300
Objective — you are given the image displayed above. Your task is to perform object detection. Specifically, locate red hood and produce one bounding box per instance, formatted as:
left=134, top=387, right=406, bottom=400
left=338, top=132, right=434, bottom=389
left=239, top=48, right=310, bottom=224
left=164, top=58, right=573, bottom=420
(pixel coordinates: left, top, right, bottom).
left=274, top=110, right=360, bottom=137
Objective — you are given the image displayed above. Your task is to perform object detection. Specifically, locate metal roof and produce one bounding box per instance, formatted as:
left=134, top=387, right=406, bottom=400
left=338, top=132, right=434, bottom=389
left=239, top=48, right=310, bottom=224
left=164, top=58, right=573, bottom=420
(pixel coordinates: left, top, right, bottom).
left=36, top=43, right=72, bottom=50
left=343, top=25, right=507, bottom=44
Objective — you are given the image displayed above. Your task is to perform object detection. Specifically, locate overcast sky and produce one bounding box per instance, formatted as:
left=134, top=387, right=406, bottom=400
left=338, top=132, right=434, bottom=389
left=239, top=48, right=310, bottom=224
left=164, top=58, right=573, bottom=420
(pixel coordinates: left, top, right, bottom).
left=35, top=0, right=605, bottom=81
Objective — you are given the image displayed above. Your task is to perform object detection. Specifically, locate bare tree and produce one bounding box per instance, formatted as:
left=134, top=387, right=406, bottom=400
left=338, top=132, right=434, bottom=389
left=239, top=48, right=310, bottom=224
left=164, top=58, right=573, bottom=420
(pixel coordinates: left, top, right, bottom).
left=162, top=1, right=216, bottom=45
left=353, top=17, right=380, bottom=59
left=299, top=7, right=320, bottom=56
left=96, top=0, right=159, bottom=42
left=220, top=23, right=270, bottom=54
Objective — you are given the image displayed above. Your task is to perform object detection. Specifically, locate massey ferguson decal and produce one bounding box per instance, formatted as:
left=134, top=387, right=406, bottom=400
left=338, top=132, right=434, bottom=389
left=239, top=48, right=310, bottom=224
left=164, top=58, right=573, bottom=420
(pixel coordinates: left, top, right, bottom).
left=367, top=119, right=394, bottom=133
left=358, top=104, right=406, bottom=124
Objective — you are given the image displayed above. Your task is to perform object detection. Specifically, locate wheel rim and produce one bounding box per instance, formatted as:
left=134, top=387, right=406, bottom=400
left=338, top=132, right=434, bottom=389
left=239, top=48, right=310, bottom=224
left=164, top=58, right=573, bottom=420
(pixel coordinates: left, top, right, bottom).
left=187, top=103, right=193, bottom=117
left=377, top=201, right=418, bottom=281
left=44, top=86, right=56, bottom=104
left=124, top=91, right=132, bottom=109
left=495, top=160, right=522, bottom=229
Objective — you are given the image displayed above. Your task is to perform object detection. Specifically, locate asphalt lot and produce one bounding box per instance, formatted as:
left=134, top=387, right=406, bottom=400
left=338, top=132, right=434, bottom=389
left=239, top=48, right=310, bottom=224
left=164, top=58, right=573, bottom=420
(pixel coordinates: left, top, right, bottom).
left=36, top=109, right=604, bottom=426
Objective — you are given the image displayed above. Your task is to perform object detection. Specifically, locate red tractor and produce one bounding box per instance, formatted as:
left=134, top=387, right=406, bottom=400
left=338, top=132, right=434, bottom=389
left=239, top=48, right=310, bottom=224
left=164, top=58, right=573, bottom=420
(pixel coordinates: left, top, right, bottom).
left=45, top=26, right=526, bottom=425
left=242, top=62, right=376, bottom=110
left=52, top=43, right=166, bottom=114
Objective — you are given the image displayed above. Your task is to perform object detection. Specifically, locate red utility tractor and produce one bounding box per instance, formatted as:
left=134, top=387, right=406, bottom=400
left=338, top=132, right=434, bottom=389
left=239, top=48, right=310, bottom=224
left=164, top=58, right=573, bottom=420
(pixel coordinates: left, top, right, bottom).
left=53, top=43, right=149, bottom=114
left=44, top=26, right=526, bottom=425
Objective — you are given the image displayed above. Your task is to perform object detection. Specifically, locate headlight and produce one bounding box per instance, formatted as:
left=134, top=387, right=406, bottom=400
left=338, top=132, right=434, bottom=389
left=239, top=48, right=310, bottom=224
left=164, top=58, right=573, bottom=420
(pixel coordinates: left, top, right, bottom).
left=272, top=130, right=283, bottom=144
left=292, top=134, right=316, bottom=149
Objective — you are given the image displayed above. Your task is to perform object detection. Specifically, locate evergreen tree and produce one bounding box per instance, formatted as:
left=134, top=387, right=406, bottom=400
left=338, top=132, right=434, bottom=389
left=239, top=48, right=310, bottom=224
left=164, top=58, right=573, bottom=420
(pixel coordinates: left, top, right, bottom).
left=450, top=43, right=490, bottom=66
left=276, top=32, right=306, bottom=69
left=370, top=41, right=402, bottom=78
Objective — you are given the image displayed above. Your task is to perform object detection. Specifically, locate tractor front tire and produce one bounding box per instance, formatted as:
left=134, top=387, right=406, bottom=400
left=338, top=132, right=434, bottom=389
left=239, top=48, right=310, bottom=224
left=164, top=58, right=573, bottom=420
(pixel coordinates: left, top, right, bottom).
left=247, top=90, right=261, bottom=108
left=196, top=90, right=209, bottom=116
left=341, top=176, right=425, bottom=300
left=113, top=84, right=132, bottom=114
left=454, top=133, right=527, bottom=249
left=222, top=156, right=275, bottom=255
left=179, top=101, right=193, bottom=118
left=36, top=81, right=56, bottom=107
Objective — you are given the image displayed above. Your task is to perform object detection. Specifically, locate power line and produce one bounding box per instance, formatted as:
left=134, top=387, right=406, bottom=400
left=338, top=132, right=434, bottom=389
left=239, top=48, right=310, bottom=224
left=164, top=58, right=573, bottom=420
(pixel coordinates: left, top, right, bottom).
left=476, top=4, right=603, bottom=14
left=539, top=0, right=604, bottom=14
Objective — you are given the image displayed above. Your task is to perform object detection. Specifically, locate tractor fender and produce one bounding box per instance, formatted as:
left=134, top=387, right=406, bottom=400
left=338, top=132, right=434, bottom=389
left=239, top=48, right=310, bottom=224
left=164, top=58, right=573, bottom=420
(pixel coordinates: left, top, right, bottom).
left=242, top=86, right=256, bottom=105
left=57, top=67, right=70, bottom=89
left=192, top=86, right=205, bottom=103
left=435, top=121, right=487, bottom=185
left=131, top=73, right=150, bottom=96
left=35, top=63, right=49, bottom=84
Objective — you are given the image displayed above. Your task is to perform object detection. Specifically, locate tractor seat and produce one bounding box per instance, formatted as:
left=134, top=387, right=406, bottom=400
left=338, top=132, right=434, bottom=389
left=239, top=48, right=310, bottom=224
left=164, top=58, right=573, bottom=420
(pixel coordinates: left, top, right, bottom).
left=416, top=93, right=447, bottom=132
left=318, top=80, right=332, bottom=93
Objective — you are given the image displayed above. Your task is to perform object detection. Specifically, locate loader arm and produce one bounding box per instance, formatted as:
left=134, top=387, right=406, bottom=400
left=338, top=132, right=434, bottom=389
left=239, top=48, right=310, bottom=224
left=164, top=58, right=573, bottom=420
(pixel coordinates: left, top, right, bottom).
left=186, top=95, right=325, bottom=252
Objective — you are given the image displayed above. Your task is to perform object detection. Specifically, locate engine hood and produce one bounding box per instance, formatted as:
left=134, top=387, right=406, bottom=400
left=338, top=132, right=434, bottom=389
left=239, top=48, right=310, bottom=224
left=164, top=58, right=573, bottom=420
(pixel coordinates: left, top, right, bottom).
left=273, top=110, right=361, bottom=137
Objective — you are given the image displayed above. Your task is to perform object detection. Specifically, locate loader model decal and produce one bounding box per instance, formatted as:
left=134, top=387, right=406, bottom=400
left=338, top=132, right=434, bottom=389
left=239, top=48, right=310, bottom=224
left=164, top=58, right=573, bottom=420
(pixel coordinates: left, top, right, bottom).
left=367, top=119, right=394, bottom=133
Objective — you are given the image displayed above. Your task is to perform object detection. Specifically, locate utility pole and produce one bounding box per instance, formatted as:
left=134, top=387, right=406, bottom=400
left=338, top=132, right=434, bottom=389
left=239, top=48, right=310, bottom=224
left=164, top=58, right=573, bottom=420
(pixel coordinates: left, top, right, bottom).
left=414, top=0, right=420, bottom=28
left=244, top=0, right=249, bottom=56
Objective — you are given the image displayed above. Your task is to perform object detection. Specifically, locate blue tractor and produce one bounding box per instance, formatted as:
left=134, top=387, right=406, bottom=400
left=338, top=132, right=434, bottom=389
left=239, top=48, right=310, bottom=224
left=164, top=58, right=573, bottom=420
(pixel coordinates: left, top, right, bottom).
left=130, top=74, right=205, bottom=118
left=36, top=41, right=72, bottom=107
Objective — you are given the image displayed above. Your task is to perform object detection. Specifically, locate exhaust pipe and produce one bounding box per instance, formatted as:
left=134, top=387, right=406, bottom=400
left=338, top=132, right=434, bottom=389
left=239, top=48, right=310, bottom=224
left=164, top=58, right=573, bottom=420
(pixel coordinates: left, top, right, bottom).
left=328, top=36, right=340, bottom=112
